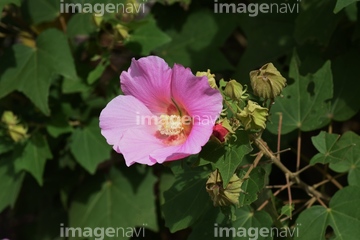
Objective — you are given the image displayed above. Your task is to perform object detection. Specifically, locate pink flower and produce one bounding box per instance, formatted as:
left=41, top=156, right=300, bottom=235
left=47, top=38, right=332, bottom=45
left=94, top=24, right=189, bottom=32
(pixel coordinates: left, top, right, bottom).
left=99, top=56, right=223, bottom=166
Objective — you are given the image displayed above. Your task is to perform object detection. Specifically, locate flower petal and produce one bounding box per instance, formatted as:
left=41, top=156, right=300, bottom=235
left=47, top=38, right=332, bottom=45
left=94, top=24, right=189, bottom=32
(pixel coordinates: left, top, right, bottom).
left=171, top=64, right=223, bottom=121
left=99, top=95, right=156, bottom=152
left=120, top=56, right=172, bottom=114
left=119, top=129, right=164, bottom=166
left=150, top=123, right=213, bottom=163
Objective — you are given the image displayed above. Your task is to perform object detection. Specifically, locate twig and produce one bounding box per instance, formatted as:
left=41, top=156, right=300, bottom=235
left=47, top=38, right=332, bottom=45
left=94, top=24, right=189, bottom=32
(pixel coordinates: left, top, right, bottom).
left=253, top=137, right=331, bottom=202
left=296, top=129, right=301, bottom=172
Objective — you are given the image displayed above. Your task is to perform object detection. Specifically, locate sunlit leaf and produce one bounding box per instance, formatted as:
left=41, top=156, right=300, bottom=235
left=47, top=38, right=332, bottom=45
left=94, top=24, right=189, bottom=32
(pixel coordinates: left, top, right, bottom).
left=268, top=51, right=333, bottom=134
left=330, top=131, right=360, bottom=186
left=0, top=29, right=77, bottom=115
left=310, top=131, right=355, bottom=165
left=295, top=186, right=360, bottom=240
left=200, top=131, right=252, bottom=187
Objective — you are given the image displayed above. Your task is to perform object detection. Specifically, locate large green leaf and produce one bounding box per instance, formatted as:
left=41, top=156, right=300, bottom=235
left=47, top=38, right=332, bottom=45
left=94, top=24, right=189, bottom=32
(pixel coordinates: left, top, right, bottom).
left=0, top=29, right=77, bottom=115
left=200, top=131, right=252, bottom=187
left=334, top=0, right=360, bottom=13
left=295, top=186, right=360, bottom=240
left=125, top=18, right=171, bottom=55
left=330, top=131, right=360, bottom=186
left=310, top=131, right=355, bottom=165
left=14, top=134, right=53, bottom=186
left=162, top=164, right=212, bottom=232
left=69, top=167, right=158, bottom=240
left=27, top=0, right=60, bottom=24
left=239, top=167, right=266, bottom=207
left=0, top=156, right=24, bottom=212
left=268, top=51, right=333, bottom=134
left=189, top=206, right=273, bottom=240
left=155, top=9, right=233, bottom=71
left=70, top=119, right=111, bottom=174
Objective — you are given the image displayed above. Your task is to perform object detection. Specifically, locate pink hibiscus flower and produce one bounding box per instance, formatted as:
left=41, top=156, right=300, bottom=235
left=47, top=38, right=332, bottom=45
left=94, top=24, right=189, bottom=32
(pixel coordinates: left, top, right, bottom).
left=99, top=56, right=223, bottom=166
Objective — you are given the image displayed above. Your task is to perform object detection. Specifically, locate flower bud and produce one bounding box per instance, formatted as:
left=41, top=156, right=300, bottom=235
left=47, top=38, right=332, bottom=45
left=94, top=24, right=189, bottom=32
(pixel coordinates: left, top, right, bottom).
left=224, top=80, right=249, bottom=101
left=1, top=111, right=18, bottom=125
left=212, top=123, right=229, bottom=143
left=206, top=170, right=244, bottom=207
left=196, top=69, right=217, bottom=88
left=1, top=111, right=28, bottom=142
left=250, top=63, right=286, bottom=99
left=237, top=100, right=268, bottom=130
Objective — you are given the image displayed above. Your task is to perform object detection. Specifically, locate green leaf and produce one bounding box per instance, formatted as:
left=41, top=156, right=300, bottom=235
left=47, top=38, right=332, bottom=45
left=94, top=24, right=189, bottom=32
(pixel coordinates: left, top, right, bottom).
left=125, top=18, right=171, bottom=55
left=310, top=131, right=355, bottom=165
left=14, top=134, right=52, bottom=186
left=200, top=131, right=252, bottom=187
left=70, top=119, right=111, bottom=174
left=0, top=29, right=77, bottom=115
left=281, top=203, right=295, bottom=218
left=188, top=206, right=273, bottom=240
left=294, top=0, right=341, bottom=45
left=268, top=51, right=333, bottom=134
left=155, top=9, right=233, bottom=71
left=162, top=164, right=212, bottom=232
left=67, top=13, right=97, bottom=37
left=27, top=0, right=60, bottom=24
left=87, top=58, right=109, bottom=84
left=0, top=156, right=24, bottom=212
left=0, top=0, right=20, bottom=15
left=334, top=0, right=360, bottom=13
left=239, top=167, right=266, bottom=207
left=69, top=167, right=158, bottom=240
left=46, top=113, right=73, bottom=138
left=330, top=131, right=360, bottom=186
left=62, top=76, right=90, bottom=94
left=295, top=186, right=360, bottom=240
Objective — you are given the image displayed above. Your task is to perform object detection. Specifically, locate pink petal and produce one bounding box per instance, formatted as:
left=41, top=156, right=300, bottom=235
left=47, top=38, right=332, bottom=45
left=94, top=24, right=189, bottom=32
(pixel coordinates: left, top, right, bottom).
left=120, top=56, right=172, bottom=114
left=99, top=95, right=156, bottom=152
left=119, top=129, right=165, bottom=166
left=171, top=64, right=223, bottom=119
left=150, top=123, right=213, bottom=163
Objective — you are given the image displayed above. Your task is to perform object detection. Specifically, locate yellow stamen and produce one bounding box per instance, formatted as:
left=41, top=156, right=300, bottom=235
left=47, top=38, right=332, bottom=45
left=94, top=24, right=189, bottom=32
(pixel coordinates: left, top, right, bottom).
left=157, top=114, right=183, bottom=136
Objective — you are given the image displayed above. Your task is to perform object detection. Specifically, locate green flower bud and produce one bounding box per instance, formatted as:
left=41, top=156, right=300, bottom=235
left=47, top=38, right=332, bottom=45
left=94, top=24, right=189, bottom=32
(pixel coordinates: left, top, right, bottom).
left=250, top=63, right=286, bottom=99
left=206, top=170, right=244, bottom=207
left=1, top=111, right=28, bottom=142
left=224, top=80, right=249, bottom=101
left=1, top=111, right=18, bottom=125
left=196, top=69, right=217, bottom=88
left=237, top=100, right=268, bottom=130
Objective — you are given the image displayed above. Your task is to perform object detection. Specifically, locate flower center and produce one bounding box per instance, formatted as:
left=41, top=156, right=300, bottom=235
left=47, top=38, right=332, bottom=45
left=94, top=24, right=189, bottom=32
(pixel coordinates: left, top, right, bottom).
left=157, top=114, right=183, bottom=136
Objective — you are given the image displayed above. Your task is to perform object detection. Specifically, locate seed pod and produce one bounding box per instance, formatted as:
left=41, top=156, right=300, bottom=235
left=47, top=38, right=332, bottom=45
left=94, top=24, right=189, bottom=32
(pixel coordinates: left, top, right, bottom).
left=237, top=100, right=268, bottom=130
left=224, top=80, right=249, bottom=101
left=196, top=69, right=217, bottom=88
left=250, top=63, right=286, bottom=99
left=206, top=170, right=244, bottom=207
